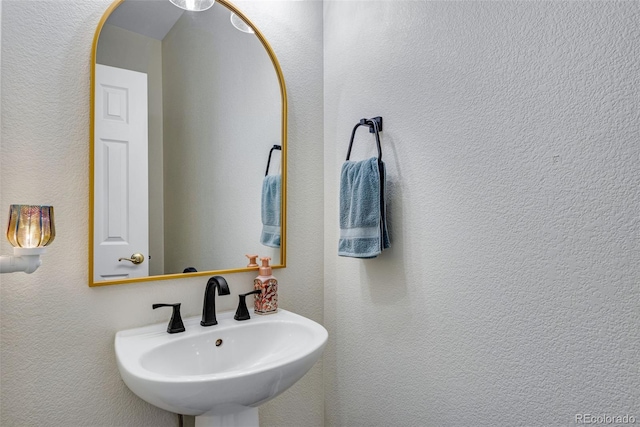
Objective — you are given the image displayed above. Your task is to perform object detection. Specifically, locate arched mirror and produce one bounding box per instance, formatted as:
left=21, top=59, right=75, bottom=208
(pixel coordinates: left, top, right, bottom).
left=89, top=0, right=287, bottom=287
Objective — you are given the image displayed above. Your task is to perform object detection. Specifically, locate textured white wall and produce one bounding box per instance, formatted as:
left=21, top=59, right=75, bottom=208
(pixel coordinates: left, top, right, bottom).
left=324, top=1, right=639, bottom=426
left=0, top=1, right=323, bottom=426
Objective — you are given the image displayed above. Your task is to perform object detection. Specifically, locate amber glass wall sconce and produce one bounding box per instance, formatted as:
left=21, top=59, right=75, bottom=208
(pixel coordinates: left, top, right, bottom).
left=0, top=205, right=55, bottom=274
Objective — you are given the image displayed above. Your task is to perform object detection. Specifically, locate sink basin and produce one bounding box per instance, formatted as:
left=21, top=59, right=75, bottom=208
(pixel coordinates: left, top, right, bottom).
left=115, top=308, right=327, bottom=426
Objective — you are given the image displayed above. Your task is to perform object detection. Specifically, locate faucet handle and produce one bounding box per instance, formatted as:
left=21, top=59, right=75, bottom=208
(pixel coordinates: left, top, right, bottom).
left=234, top=290, right=262, bottom=321
left=152, top=303, right=186, bottom=334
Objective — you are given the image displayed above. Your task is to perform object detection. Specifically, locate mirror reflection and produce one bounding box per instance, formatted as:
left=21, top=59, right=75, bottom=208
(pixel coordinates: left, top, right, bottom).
left=91, top=0, right=286, bottom=286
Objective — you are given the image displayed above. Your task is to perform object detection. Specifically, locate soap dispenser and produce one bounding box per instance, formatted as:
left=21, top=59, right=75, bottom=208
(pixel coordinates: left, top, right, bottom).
left=245, top=254, right=259, bottom=268
left=254, top=256, right=278, bottom=315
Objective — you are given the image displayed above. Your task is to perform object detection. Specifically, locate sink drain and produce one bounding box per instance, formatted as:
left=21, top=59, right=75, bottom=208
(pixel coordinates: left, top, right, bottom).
left=215, top=339, right=223, bottom=347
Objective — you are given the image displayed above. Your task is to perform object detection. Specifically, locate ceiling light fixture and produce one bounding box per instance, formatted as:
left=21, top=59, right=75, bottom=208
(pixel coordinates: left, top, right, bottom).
left=169, top=0, right=215, bottom=12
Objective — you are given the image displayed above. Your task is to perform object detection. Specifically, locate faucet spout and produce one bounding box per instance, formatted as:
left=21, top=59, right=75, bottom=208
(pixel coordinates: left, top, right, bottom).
left=201, top=276, right=230, bottom=326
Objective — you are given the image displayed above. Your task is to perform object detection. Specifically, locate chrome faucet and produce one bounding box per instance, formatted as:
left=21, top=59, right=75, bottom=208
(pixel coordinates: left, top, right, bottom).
left=201, top=276, right=230, bottom=326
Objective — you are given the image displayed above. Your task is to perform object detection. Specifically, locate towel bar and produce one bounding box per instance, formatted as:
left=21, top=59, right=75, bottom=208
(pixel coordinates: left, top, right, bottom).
left=345, top=117, right=383, bottom=162
left=265, top=144, right=282, bottom=176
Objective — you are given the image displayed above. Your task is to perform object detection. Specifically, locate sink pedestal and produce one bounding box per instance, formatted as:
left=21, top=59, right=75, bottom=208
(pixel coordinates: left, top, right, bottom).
left=195, top=406, right=258, bottom=427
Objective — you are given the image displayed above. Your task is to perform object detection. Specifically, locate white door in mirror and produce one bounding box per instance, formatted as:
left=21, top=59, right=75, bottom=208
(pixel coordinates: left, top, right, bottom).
left=94, top=65, right=149, bottom=281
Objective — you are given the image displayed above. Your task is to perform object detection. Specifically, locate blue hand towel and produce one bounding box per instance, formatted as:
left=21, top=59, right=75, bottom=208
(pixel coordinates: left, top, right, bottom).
left=339, top=157, right=390, bottom=258
left=261, top=175, right=281, bottom=248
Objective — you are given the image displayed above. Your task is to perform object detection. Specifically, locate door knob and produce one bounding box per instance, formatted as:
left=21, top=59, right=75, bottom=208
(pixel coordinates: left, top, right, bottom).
left=118, top=253, right=145, bottom=265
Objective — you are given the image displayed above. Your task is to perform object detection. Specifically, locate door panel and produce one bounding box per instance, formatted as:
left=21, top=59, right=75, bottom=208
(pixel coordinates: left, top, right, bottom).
left=94, top=64, right=149, bottom=281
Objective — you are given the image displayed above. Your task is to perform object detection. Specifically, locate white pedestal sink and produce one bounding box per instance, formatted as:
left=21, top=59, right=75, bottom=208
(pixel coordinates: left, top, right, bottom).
left=115, top=309, right=327, bottom=427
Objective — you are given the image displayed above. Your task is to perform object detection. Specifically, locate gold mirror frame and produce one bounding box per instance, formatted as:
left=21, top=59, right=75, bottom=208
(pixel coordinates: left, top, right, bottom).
left=89, top=0, right=287, bottom=287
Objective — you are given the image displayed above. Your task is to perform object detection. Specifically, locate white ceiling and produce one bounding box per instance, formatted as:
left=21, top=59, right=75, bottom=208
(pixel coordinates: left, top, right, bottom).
left=106, top=0, right=185, bottom=41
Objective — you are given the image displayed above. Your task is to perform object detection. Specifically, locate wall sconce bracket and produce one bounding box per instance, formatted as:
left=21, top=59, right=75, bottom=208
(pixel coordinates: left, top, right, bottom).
left=0, top=247, right=46, bottom=274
